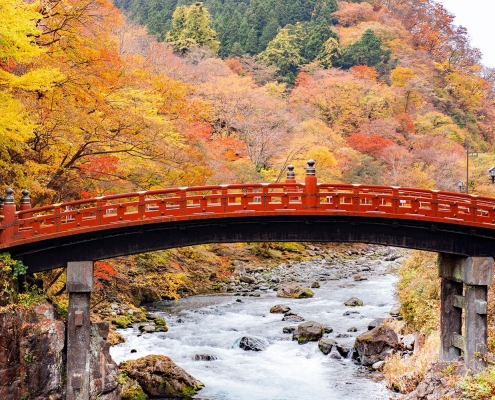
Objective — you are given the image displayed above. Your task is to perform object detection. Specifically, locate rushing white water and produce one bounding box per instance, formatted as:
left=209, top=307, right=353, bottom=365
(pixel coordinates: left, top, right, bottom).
left=111, top=263, right=398, bottom=399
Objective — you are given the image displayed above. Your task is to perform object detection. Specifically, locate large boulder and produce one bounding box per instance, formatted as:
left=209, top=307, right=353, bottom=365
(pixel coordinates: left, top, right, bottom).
left=277, top=283, right=314, bottom=299
left=120, top=355, right=204, bottom=398
left=354, top=325, right=398, bottom=366
left=296, top=321, right=326, bottom=344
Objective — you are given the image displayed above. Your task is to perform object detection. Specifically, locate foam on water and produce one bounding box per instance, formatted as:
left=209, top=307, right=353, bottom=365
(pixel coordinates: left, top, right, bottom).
left=111, top=266, right=398, bottom=399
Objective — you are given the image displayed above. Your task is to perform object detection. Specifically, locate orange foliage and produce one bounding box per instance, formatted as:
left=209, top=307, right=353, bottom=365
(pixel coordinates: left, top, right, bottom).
left=224, top=58, right=246, bottom=75
left=294, top=72, right=314, bottom=87
left=331, top=1, right=375, bottom=27
left=346, top=133, right=394, bottom=157
left=397, top=113, right=415, bottom=133
left=350, top=65, right=378, bottom=82
left=94, top=261, right=117, bottom=281
left=79, top=155, right=119, bottom=179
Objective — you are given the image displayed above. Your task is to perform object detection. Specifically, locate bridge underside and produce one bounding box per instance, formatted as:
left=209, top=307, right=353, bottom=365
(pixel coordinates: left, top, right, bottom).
left=9, top=215, right=495, bottom=273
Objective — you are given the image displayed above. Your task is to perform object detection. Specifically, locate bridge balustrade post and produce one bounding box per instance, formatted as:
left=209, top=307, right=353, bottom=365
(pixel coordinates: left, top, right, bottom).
left=66, top=261, right=93, bottom=400
left=19, top=189, right=32, bottom=219
left=1, top=188, right=17, bottom=244
left=285, top=164, right=298, bottom=203
left=303, top=160, right=318, bottom=209
left=438, top=254, right=493, bottom=370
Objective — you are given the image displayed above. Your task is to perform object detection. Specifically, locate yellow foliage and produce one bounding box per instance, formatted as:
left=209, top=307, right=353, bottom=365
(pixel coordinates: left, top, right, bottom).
left=130, top=272, right=186, bottom=301
left=0, top=0, right=43, bottom=62
left=264, top=81, right=287, bottom=98
left=396, top=251, right=440, bottom=334
left=390, top=66, right=415, bottom=88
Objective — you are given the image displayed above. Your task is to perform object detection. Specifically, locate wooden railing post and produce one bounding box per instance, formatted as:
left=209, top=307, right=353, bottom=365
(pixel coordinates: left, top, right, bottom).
left=1, top=188, right=17, bottom=243
left=19, top=190, right=32, bottom=220
left=285, top=164, right=298, bottom=203
left=303, top=160, right=318, bottom=209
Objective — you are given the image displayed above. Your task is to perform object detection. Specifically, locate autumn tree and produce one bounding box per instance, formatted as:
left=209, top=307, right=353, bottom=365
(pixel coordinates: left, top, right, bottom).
left=337, top=29, right=391, bottom=70
left=166, top=2, right=219, bottom=54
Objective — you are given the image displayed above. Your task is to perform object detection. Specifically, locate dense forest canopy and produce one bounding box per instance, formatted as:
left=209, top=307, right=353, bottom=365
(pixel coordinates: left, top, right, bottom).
left=1, top=0, right=495, bottom=208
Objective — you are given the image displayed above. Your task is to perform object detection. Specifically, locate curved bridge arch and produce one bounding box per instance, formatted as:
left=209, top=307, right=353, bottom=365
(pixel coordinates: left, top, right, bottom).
left=2, top=179, right=495, bottom=272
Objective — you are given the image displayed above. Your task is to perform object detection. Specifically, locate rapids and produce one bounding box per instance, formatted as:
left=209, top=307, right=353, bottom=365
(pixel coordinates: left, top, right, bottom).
left=111, top=259, right=399, bottom=399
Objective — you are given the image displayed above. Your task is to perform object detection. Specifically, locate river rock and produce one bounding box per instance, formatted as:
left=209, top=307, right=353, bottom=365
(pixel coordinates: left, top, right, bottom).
left=344, top=297, right=363, bottom=306
left=402, top=334, right=415, bottom=350
left=368, top=318, right=386, bottom=330
left=389, top=305, right=401, bottom=317
left=119, top=355, right=204, bottom=398
left=343, top=311, right=360, bottom=316
left=239, top=336, right=268, bottom=351
left=297, top=321, right=326, bottom=344
left=283, top=326, right=296, bottom=334
left=336, top=343, right=353, bottom=358
left=139, top=324, right=156, bottom=333
left=282, top=315, right=305, bottom=322
left=347, top=326, right=357, bottom=332
left=318, top=338, right=337, bottom=355
left=240, top=275, right=255, bottom=284
left=372, top=361, right=385, bottom=371
left=354, top=325, right=399, bottom=366
left=283, top=311, right=297, bottom=317
left=194, top=354, right=218, bottom=361
left=311, top=281, right=320, bottom=288
left=277, top=283, right=314, bottom=299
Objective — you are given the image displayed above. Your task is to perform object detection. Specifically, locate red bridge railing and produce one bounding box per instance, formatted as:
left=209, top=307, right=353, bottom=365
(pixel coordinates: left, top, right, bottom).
left=1, top=161, right=495, bottom=249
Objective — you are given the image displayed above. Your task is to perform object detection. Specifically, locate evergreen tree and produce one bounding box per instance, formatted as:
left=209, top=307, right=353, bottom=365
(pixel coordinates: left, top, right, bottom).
left=245, top=27, right=260, bottom=54
left=166, top=2, right=220, bottom=54
left=337, top=29, right=391, bottom=69
left=230, top=42, right=245, bottom=56
left=258, top=23, right=308, bottom=80
left=312, top=0, right=338, bottom=25
left=259, top=18, right=280, bottom=50
left=302, top=23, right=337, bottom=61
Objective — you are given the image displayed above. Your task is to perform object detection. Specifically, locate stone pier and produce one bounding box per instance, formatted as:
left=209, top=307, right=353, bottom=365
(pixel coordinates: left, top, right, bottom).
left=438, top=254, right=493, bottom=370
left=66, top=261, right=94, bottom=400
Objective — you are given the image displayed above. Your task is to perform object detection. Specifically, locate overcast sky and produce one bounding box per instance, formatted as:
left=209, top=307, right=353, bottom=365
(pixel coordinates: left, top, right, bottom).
left=438, top=0, right=495, bottom=68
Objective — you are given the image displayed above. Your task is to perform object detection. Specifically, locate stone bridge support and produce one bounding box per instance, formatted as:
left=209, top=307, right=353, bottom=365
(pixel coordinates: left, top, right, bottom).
left=66, top=261, right=93, bottom=400
left=439, top=254, right=494, bottom=370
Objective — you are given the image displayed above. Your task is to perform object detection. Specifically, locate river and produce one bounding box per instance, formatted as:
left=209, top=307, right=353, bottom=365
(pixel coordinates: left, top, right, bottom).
left=111, top=253, right=400, bottom=399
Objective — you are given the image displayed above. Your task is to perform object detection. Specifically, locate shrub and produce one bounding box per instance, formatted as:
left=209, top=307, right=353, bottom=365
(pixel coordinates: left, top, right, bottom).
left=459, top=366, right=495, bottom=399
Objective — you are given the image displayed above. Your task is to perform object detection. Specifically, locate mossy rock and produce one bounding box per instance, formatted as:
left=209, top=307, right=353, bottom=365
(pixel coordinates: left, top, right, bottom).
left=112, top=316, right=133, bottom=328
left=118, top=372, right=148, bottom=400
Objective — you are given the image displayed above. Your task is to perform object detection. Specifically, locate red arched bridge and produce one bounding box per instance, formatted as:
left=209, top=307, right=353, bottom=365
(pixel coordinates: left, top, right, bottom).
left=2, top=161, right=494, bottom=393
left=2, top=162, right=495, bottom=272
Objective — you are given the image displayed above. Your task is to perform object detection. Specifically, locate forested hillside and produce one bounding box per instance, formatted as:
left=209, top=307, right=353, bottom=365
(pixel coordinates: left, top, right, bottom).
left=3, top=0, right=494, bottom=205
left=3, top=0, right=495, bottom=301
left=114, top=0, right=338, bottom=57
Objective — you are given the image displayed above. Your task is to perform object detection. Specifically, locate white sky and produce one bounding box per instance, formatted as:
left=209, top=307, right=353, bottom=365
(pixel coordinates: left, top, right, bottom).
left=438, top=0, right=495, bottom=68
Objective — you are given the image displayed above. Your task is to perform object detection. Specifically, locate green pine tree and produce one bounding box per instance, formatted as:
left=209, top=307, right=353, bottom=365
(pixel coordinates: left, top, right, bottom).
left=337, top=29, right=391, bottom=69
